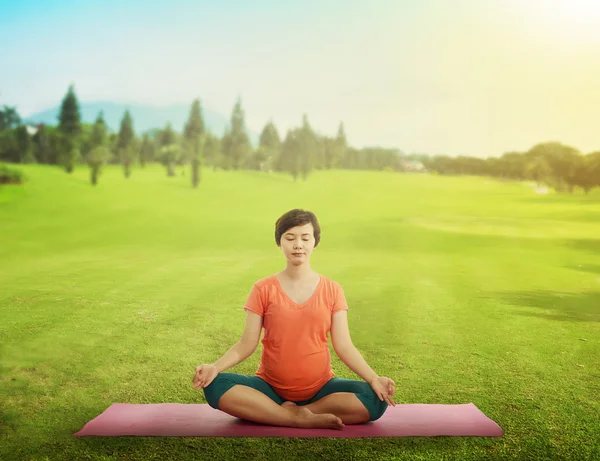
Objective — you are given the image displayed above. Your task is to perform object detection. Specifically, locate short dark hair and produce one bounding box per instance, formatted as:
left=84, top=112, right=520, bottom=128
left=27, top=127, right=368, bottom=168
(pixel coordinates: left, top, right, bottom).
left=275, top=209, right=321, bottom=247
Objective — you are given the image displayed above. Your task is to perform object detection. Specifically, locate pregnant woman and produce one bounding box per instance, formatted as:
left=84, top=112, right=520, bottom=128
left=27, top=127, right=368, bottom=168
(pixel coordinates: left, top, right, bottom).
left=192, top=209, right=396, bottom=430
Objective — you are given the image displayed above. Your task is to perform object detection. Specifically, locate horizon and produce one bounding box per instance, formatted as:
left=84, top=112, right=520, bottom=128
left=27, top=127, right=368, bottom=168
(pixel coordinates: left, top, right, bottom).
left=2, top=0, right=600, bottom=157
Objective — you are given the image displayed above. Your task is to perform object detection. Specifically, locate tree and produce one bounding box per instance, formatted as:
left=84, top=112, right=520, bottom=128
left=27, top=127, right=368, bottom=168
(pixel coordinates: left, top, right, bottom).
left=106, top=132, right=119, bottom=164
left=258, top=120, right=281, bottom=172
left=525, top=155, right=552, bottom=186
left=279, top=129, right=302, bottom=180
left=84, top=112, right=110, bottom=186
left=0, top=105, right=21, bottom=131
left=158, top=144, right=181, bottom=177
left=526, top=142, right=581, bottom=192
left=298, top=114, right=318, bottom=180
left=495, top=152, right=528, bottom=180
left=573, top=151, right=600, bottom=194
left=14, top=125, right=34, bottom=163
left=0, top=124, right=33, bottom=163
left=330, top=122, right=347, bottom=169
left=117, top=110, right=136, bottom=178
left=221, top=128, right=232, bottom=170
left=45, top=126, right=62, bottom=165
left=157, top=123, right=179, bottom=176
left=78, top=123, right=96, bottom=161
left=184, top=98, right=206, bottom=188
left=0, top=129, right=19, bottom=162
left=313, top=135, right=327, bottom=170
left=90, top=112, right=107, bottom=149
left=32, top=124, right=51, bottom=164
left=317, top=136, right=333, bottom=171
left=246, top=147, right=269, bottom=170
left=57, top=84, right=82, bottom=173
left=341, top=146, right=360, bottom=169
left=223, top=97, right=251, bottom=170
left=157, top=123, right=176, bottom=150
left=139, top=134, right=156, bottom=167
left=0, top=105, right=21, bottom=163
left=87, top=147, right=111, bottom=186
left=203, top=133, right=221, bottom=171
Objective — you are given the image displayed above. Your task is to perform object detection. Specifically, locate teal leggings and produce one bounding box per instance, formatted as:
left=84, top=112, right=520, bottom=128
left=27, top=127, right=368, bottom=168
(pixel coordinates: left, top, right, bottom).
left=203, top=372, right=388, bottom=422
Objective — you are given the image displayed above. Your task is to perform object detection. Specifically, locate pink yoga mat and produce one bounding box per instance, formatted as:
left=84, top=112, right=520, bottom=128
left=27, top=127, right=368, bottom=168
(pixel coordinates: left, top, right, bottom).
left=73, top=403, right=504, bottom=438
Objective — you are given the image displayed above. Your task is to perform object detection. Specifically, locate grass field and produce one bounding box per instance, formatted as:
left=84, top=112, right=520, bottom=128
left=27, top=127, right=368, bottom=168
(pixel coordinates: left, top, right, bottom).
left=1, top=164, right=599, bottom=460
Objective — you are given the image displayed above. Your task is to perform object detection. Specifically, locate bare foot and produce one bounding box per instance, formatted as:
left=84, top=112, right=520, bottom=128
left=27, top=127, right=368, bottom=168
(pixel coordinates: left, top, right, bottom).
left=282, top=402, right=313, bottom=418
left=282, top=401, right=310, bottom=418
left=282, top=401, right=343, bottom=430
left=299, top=412, right=345, bottom=430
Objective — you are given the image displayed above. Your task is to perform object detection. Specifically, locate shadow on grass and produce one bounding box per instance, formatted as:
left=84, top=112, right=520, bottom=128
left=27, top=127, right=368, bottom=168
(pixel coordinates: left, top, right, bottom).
left=357, top=219, right=556, bottom=255
left=484, top=290, right=600, bottom=323
left=382, top=220, right=600, bottom=259
left=517, top=189, right=600, bottom=205
left=564, top=264, right=600, bottom=276
left=562, top=239, right=600, bottom=256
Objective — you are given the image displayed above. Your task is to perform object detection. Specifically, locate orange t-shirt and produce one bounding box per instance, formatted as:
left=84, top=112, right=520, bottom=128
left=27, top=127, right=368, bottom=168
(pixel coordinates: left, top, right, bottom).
left=243, top=274, right=349, bottom=401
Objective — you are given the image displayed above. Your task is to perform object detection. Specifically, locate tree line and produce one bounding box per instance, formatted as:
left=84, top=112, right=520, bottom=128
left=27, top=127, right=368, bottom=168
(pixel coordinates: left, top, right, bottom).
left=419, top=144, right=600, bottom=194
left=0, top=85, right=405, bottom=187
left=1, top=84, right=600, bottom=194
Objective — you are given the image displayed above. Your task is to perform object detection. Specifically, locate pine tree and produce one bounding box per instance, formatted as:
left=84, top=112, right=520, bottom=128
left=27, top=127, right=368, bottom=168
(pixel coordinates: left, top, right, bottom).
left=157, top=123, right=178, bottom=176
left=224, top=97, right=251, bottom=170
left=15, top=126, right=34, bottom=163
left=32, top=124, right=51, bottom=164
left=57, top=84, right=81, bottom=172
left=203, top=134, right=221, bottom=171
left=330, top=121, right=347, bottom=169
left=0, top=105, right=21, bottom=130
left=158, top=123, right=176, bottom=149
left=139, top=134, right=155, bottom=167
left=221, top=128, right=232, bottom=170
left=298, top=114, right=317, bottom=180
left=184, top=98, right=206, bottom=188
left=258, top=120, right=281, bottom=172
left=90, top=112, right=107, bottom=149
left=280, top=129, right=302, bottom=181
left=87, top=112, right=110, bottom=186
left=118, top=110, right=136, bottom=178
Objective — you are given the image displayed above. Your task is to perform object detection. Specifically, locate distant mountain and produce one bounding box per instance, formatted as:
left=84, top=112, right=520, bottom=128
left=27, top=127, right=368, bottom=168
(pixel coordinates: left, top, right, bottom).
left=24, top=101, right=260, bottom=145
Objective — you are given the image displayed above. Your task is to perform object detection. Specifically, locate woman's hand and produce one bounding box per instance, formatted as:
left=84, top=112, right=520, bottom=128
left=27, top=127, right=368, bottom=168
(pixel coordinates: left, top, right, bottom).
left=191, top=364, right=218, bottom=390
left=369, top=376, right=396, bottom=406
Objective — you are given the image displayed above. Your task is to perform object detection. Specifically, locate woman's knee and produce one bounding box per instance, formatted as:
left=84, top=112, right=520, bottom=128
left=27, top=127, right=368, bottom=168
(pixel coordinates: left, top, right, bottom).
left=368, top=396, right=389, bottom=421
left=354, top=382, right=389, bottom=422
left=202, top=373, right=237, bottom=409
left=324, top=379, right=389, bottom=422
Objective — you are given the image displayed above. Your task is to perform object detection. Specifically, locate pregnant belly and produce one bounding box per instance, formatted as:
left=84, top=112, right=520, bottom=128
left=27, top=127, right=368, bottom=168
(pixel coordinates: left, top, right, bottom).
left=263, top=348, right=330, bottom=387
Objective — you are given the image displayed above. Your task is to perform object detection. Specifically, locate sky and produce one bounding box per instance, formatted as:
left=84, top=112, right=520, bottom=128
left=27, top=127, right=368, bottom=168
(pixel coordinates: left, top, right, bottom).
left=1, top=0, right=600, bottom=157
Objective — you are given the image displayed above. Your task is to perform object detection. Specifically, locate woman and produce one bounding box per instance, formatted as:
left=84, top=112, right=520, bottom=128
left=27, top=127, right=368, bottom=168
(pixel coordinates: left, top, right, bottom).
left=192, top=209, right=396, bottom=430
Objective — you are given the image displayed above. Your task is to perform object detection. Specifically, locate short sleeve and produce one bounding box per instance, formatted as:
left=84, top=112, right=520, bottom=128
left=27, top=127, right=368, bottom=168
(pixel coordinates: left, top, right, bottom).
left=243, top=283, right=265, bottom=317
left=332, top=283, right=349, bottom=313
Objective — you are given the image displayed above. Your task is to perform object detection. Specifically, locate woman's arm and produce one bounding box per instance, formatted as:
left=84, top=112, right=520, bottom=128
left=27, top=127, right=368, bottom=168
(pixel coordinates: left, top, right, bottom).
left=330, top=310, right=378, bottom=383
left=211, top=310, right=263, bottom=372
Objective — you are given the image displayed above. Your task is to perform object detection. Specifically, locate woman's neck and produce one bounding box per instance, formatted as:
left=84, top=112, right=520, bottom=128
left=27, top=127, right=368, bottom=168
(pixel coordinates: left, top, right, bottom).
left=280, top=264, right=316, bottom=281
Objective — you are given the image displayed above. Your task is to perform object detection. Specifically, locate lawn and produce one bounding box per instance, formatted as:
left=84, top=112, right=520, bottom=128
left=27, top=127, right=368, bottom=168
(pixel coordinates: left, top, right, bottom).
left=1, top=164, right=599, bottom=460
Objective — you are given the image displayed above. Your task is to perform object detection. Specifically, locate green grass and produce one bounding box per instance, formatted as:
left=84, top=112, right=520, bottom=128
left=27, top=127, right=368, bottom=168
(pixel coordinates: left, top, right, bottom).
left=1, top=164, right=599, bottom=460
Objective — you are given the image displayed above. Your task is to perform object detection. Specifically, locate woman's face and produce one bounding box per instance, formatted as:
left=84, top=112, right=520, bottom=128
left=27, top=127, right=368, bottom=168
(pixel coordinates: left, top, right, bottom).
left=279, top=223, right=315, bottom=265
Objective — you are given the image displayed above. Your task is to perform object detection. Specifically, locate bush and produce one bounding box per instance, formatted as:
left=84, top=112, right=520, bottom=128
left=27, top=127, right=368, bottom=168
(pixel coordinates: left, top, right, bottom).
left=0, top=163, right=24, bottom=185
